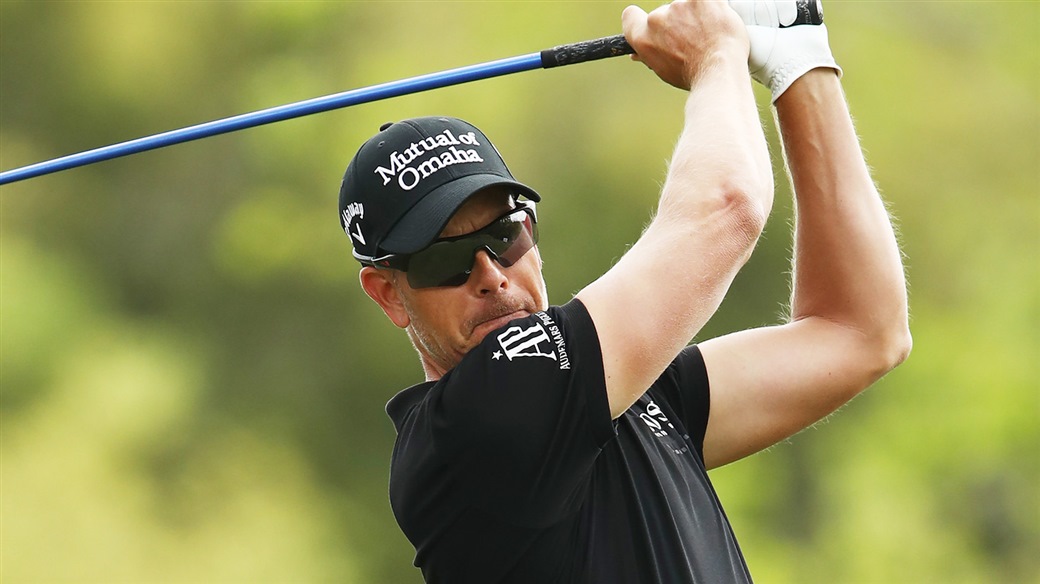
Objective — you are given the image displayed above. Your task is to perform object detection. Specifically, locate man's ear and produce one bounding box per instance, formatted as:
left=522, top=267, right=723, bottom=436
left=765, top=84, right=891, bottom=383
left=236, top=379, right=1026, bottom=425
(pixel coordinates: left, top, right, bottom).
left=359, top=267, right=410, bottom=329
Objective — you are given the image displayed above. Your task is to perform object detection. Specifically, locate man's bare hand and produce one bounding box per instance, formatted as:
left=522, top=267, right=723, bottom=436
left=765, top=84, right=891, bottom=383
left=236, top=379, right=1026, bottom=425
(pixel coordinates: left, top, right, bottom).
left=622, top=0, right=750, bottom=89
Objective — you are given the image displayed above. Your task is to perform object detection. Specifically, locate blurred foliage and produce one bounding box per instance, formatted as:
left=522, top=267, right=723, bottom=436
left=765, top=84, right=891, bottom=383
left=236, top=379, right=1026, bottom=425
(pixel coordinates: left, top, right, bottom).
left=1, top=1, right=1037, bottom=583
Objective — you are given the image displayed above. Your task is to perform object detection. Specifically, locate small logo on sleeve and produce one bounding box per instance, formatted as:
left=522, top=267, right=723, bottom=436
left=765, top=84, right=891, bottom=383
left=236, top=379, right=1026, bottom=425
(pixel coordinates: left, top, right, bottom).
left=493, top=312, right=571, bottom=370
left=496, top=324, right=556, bottom=361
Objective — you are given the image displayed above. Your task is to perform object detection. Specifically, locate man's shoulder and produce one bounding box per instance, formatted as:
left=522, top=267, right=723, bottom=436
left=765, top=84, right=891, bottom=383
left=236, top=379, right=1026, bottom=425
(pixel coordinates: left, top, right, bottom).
left=435, top=300, right=598, bottom=383
left=385, top=380, right=435, bottom=433
left=385, top=299, right=612, bottom=441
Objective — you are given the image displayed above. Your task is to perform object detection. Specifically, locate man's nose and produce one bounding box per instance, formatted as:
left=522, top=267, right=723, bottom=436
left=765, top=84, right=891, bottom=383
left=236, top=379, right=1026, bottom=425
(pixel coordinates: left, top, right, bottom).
left=466, top=247, right=509, bottom=294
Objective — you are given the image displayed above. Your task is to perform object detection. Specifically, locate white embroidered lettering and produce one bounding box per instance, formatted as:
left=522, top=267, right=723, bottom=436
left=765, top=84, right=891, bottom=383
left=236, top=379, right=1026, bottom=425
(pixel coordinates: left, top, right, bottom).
left=497, top=324, right=557, bottom=361
left=398, top=167, right=421, bottom=190
left=342, top=202, right=365, bottom=239
left=639, top=400, right=671, bottom=438
left=372, top=130, right=484, bottom=190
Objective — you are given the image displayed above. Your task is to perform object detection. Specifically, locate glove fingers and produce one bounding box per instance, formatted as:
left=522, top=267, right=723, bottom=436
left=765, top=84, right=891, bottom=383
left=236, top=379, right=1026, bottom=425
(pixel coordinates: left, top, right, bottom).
left=745, top=26, right=777, bottom=79
left=730, top=0, right=798, bottom=28
left=732, top=1, right=841, bottom=102
left=775, top=1, right=798, bottom=27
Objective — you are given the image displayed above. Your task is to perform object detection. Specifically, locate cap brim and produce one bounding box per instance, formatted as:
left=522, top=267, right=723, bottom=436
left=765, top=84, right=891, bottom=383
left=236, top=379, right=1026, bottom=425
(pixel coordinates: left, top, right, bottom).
left=379, top=174, right=541, bottom=255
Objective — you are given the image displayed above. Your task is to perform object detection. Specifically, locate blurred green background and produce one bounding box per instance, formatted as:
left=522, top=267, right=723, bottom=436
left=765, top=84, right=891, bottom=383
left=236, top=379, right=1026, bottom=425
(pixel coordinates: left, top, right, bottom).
left=1, top=1, right=1036, bottom=582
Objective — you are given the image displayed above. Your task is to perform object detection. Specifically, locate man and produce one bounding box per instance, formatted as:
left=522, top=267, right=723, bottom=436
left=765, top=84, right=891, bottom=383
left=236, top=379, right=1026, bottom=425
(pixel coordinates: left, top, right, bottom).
left=337, top=0, right=911, bottom=582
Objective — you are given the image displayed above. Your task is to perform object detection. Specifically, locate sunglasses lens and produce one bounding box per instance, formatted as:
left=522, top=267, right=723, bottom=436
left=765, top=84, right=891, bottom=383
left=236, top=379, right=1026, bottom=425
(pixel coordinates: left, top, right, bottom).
left=404, top=208, right=537, bottom=289
left=406, top=241, right=480, bottom=288
left=488, top=214, right=535, bottom=267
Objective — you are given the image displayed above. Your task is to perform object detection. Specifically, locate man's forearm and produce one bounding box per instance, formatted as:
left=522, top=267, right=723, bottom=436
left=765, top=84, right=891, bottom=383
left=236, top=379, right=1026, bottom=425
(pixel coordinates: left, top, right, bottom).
left=776, top=70, right=911, bottom=366
left=659, top=51, right=774, bottom=226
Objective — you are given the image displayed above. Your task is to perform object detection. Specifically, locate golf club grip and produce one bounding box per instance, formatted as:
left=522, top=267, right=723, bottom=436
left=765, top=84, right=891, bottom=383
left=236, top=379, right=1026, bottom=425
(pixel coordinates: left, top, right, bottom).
left=783, top=0, right=824, bottom=28
left=539, top=0, right=823, bottom=69
left=540, top=35, right=634, bottom=69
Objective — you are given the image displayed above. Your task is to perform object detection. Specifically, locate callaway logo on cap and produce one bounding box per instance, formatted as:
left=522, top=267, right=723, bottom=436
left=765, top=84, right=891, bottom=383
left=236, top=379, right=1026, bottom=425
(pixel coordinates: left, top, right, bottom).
left=338, top=116, right=541, bottom=262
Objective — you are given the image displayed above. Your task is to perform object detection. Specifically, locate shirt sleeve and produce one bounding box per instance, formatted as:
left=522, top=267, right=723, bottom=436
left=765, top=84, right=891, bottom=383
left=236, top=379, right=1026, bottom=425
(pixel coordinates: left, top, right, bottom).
left=648, top=345, right=712, bottom=460
left=424, top=298, right=616, bottom=527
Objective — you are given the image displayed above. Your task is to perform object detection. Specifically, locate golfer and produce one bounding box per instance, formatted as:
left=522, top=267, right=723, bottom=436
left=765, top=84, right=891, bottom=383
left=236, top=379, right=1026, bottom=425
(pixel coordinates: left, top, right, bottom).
left=337, top=0, right=910, bottom=581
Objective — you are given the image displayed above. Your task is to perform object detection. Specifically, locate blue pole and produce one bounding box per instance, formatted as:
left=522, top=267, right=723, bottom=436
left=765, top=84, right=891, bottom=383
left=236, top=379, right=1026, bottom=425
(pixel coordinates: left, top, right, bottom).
left=0, top=53, right=544, bottom=186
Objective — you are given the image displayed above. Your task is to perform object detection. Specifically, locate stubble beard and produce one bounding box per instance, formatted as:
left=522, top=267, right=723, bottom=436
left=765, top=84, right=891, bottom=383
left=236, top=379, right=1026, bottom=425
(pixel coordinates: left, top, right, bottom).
left=404, top=294, right=537, bottom=375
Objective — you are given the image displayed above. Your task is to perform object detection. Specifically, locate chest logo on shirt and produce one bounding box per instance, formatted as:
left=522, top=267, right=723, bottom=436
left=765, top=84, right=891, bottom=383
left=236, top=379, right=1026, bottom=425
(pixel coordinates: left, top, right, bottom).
left=638, top=400, right=691, bottom=456
left=639, top=400, right=673, bottom=438
left=492, top=312, right=570, bottom=370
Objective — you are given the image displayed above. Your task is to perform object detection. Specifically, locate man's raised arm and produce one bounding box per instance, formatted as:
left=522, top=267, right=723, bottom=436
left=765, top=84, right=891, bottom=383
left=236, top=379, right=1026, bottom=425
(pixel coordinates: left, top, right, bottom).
left=699, top=63, right=912, bottom=467
left=577, top=0, right=774, bottom=419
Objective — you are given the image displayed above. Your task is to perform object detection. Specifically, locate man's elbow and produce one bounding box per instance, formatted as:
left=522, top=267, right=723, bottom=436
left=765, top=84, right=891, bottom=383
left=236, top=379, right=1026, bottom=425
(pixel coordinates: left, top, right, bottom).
left=715, top=185, right=771, bottom=258
left=887, top=324, right=913, bottom=370
left=868, top=321, right=913, bottom=379
left=729, top=166, right=774, bottom=236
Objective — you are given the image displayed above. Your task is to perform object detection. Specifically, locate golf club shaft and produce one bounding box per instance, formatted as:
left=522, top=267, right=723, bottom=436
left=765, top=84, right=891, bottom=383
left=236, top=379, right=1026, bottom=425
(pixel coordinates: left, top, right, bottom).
left=0, top=0, right=825, bottom=188
left=0, top=35, right=633, bottom=186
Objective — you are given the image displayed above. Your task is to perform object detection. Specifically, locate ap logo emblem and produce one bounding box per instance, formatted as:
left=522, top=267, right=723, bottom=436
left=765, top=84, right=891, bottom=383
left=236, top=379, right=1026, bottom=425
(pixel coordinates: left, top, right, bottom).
left=495, top=323, right=557, bottom=362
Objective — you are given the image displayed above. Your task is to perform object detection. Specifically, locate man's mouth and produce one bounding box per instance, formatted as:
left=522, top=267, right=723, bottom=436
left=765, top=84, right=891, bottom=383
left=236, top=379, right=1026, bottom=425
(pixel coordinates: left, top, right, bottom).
left=469, top=308, right=530, bottom=340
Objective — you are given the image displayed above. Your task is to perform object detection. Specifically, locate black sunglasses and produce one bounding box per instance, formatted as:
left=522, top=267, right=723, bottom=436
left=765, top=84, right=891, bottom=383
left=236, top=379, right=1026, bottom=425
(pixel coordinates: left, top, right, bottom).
left=358, top=202, right=539, bottom=289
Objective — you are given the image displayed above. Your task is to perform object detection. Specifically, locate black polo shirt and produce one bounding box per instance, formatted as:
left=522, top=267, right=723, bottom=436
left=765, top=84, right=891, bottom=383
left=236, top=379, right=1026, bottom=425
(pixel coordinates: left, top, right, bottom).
left=386, top=299, right=751, bottom=583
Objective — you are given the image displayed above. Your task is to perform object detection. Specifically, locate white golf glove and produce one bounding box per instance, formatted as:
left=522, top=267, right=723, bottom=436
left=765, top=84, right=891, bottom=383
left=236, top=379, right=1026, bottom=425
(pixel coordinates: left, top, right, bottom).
left=729, top=0, right=842, bottom=102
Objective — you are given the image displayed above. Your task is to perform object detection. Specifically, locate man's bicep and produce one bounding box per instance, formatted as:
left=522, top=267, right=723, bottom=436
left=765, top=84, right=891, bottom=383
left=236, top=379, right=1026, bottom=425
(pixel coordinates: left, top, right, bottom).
left=698, top=317, right=883, bottom=470
left=577, top=210, right=762, bottom=419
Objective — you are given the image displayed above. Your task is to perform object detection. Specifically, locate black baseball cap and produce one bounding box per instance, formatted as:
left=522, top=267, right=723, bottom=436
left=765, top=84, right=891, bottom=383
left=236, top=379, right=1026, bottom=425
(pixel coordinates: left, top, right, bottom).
left=338, top=116, right=541, bottom=262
